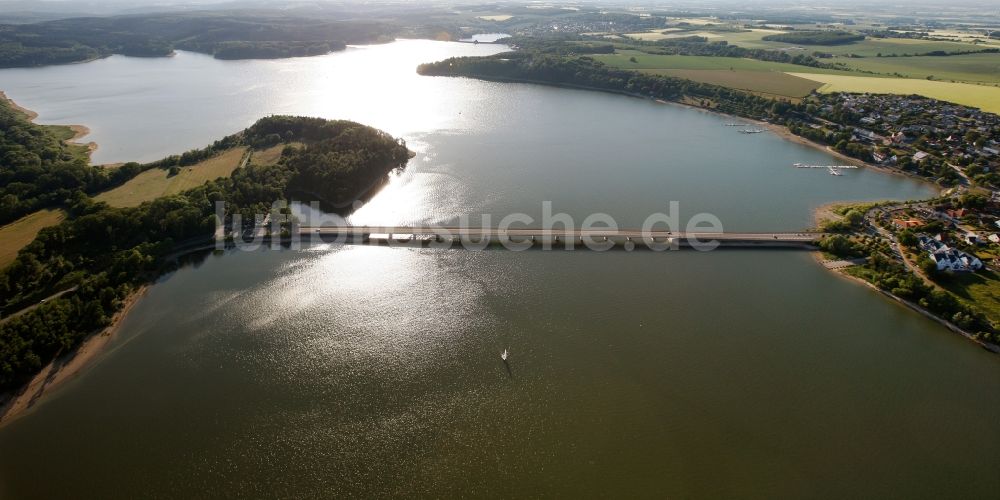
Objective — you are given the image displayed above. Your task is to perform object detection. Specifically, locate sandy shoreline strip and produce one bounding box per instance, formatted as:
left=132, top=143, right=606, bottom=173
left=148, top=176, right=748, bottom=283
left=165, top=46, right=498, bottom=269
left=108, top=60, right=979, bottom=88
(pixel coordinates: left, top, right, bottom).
left=67, top=124, right=99, bottom=156
left=0, top=285, right=149, bottom=426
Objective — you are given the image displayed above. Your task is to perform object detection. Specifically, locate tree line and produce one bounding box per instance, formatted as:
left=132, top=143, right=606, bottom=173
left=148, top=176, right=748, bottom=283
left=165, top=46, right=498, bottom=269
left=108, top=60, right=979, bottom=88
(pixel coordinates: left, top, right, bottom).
left=820, top=234, right=995, bottom=341
left=418, top=50, right=989, bottom=191
left=0, top=116, right=410, bottom=393
left=418, top=52, right=788, bottom=123
left=0, top=99, right=132, bottom=225
left=761, top=31, right=866, bottom=45
left=0, top=97, right=258, bottom=226
left=0, top=13, right=395, bottom=67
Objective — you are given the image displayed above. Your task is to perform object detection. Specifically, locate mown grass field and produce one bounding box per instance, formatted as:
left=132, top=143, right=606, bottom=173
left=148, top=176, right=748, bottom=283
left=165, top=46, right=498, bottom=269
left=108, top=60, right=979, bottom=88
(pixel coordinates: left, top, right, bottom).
left=252, top=144, right=290, bottom=166
left=96, top=147, right=248, bottom=207
left=0, top=209, right=66, bottom=268
left=789, top=73, right=1000, bottom=113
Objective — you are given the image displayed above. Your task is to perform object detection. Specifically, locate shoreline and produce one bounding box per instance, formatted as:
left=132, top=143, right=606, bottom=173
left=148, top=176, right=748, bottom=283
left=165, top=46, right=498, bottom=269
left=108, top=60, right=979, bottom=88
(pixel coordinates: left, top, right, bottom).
left=812, top=201, right=845, bottom=227
left=808, top=206, right=997, bottom=353
left=0, top=69, right=980, bottom=424
left=447, top=73, right=941, bottom=190
left=0, top=90, right=98, bottom=161
left=676, top=101, right=943, bottom=190
left=822, top=261, right=997, bottom=353
left=0, top=90, right=38, bottom=120
left=0, top=285, right=149, bottom=427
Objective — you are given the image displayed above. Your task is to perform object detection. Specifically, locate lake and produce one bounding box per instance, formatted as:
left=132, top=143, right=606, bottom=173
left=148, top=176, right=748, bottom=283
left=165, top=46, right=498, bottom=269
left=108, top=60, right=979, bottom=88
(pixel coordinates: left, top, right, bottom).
left=0, top=40, right=996, bottom=498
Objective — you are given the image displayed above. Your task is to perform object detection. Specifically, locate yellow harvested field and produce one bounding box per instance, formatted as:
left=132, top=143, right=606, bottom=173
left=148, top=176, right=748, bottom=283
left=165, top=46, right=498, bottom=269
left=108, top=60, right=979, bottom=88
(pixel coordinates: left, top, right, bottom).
left=0, top=209, right=66, bottom=268
left=668, top=17, right=720, bottom=26
left=96, top=147, right=248, bottom=207
left=626, top=30, right=726, bottom=41
left=624, top=31, right=676, bottom=41
left=788, top=73, right=1000, bottom=114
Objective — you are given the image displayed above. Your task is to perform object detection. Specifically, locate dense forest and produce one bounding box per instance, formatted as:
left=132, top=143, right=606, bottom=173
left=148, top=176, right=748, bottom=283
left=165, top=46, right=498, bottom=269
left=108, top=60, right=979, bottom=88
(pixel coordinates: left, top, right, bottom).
left=761, top=31, right=866, bottom=45
left=0, top=116, right=409, bottom=393
left=244, top=116, right=411, bottom=208
left=0, top=13, right=394, bottom=67
left=0, top=97, right=254, bottom=225
left=0, top=99, right=140, bottom=225
left=417, top=52, right=786, bottom=121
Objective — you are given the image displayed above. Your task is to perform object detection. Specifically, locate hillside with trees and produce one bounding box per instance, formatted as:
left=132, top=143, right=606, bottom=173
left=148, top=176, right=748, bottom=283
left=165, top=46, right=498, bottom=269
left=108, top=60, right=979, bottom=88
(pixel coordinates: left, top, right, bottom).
left=0, top=98, right=133, bottom=225
left=0, top=116, right=409, bottom=394
left=0, top=96, right=248, bottom=225
left=417, top=52, right=784, bottom=121
left=0, top=13, right=394, bottom=67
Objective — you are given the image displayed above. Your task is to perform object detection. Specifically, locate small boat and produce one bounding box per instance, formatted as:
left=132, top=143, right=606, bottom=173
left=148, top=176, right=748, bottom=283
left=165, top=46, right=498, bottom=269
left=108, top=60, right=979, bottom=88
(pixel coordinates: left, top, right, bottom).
left=501, top=348, right=508, bottom=361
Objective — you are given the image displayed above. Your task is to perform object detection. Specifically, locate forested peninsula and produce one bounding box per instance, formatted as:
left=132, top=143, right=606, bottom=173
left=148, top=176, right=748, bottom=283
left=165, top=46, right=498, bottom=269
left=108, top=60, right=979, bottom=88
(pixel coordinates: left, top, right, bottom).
left=417, top=52, right=788, bottom=122
left=0, top=13, right=395, bottom=67
left=0, top=106, right=410, bottom=396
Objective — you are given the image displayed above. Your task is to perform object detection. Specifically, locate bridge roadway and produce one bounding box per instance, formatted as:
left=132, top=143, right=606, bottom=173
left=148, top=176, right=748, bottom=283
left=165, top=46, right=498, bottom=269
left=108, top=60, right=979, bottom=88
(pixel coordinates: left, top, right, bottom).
left=297, top=226, right=822, bottom=248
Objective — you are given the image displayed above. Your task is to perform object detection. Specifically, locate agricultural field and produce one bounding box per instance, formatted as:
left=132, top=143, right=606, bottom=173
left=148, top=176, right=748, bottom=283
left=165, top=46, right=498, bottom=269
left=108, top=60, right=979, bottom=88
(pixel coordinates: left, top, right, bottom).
left=899, top=29, right=1000, bottom=47
left=832, top=53, right=1000, bottom=85
left=594, top=38, right=1000, bottom=103
left=702, top=29, right=986, bottom=57
left=666, top=17, right=725, bottom=26
left=789, top=73, right=1000, bottom=113
left=651, top=69, right=822, bottom=98
left=96, top=147, right=248, bottom=207
left=0, top=209, right=66, bottom=269
left=476, top=15, right=513, bottom=21
left=624, top=30, right=687, bottom=41
left=594, top=50, right=845, bottom=72
left=593, top=51, right=848, bottom=97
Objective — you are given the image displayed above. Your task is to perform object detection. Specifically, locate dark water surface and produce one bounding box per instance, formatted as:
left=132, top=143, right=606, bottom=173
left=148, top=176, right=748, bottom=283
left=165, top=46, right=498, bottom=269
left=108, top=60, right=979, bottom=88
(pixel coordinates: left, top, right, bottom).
left=0, top=40, right=995, bottom=498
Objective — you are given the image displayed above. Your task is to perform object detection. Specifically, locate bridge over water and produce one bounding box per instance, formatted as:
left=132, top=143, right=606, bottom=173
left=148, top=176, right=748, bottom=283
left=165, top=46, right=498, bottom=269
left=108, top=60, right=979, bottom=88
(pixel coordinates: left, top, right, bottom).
left=297, top=226, right=823, bottom=249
